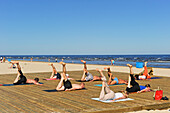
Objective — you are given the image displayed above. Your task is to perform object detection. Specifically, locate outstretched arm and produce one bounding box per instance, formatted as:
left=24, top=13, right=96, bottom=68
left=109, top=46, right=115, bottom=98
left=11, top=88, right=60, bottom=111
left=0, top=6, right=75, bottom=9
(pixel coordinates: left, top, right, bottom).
left=137, top=87, right=151, bottom=93
left=113, top=96, right=127, bottom=101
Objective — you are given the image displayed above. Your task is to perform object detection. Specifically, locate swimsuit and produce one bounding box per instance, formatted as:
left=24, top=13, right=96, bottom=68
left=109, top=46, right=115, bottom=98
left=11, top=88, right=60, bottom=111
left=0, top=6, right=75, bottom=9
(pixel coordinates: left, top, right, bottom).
left=126, top=74, right=140, bottom=92
left=13, top=70, right=27, bottom=85
left=63, top=79, right=72, bottom=91
left=54, top=72, right=61, bottom=79
left=85, top=72, right=93, bottom=81
left=113, top=77, right=119, bottom=84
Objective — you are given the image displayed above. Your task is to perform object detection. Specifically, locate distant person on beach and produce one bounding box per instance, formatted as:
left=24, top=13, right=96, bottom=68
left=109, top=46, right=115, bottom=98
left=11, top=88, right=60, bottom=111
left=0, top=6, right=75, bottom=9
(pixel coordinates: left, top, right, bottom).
left=31, top=58, right=33, bottom=62
left=56, top=62, right=85, bottom=91
left=48, top=58, right=50, bottom=62
left=97, top=69, right=129, bottom=101
left=13, top=62, right=42, bottom=85
left=135, top=62, right=151, bottom=80
left=126, top=64, right=151, bottom=93
left=48, top=63, right=61, bottom=79
left=111, top=59, right=114, bottom=66
left=0, top=57, right=2, bottom=62
left=2, top=57, right=6, bottom=63
left=104, top=67, right=128, bottom=85
left=55, top=58, right=58, bottom=62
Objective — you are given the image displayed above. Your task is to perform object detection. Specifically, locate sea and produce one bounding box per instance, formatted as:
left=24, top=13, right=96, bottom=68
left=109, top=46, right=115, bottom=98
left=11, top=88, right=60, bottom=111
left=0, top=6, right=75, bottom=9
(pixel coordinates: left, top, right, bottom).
left=1, top=55, right=170, bottom=68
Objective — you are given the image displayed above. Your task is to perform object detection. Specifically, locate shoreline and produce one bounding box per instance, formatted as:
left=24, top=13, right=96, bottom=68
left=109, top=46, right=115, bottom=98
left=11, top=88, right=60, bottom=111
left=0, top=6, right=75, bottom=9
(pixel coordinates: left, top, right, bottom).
left=0, top=60, right=170, bottom=77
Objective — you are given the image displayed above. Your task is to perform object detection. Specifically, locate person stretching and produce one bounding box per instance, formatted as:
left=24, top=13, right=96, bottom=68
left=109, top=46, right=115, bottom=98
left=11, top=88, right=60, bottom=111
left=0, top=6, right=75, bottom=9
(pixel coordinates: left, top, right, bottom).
left=97, top=69, right=129, bottom=101
left=135, top=62, right=151, bottom=80
left=49, top=63, right=61, bottom=79
left=104, top=67, right=128, bottom=85
left=13, top=62, right=42, bottom=85
left=56, top=62, right=85, bottom=91
left=126, top=64, right=141, bottom=92
left=80, top=60, right=94, bottom=81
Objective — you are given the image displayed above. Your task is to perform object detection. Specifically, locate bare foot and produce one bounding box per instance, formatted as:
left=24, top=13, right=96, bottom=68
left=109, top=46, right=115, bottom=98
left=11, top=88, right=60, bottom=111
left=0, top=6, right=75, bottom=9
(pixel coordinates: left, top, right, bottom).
left=60, top=62, right=66, bottom=65
left=13, top=61, right=19, bottom=64
left=48, top=63, right=53, bottom=66
left=127, top=64, right=132, bottom=68
left=81, top=60, right=86, bottom=63
left=104, top=67, right=110, bottom=70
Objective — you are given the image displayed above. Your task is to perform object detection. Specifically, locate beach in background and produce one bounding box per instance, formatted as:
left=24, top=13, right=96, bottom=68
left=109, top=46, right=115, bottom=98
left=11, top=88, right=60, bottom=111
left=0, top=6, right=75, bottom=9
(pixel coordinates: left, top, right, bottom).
left=1, top=55, right=170, bottom=68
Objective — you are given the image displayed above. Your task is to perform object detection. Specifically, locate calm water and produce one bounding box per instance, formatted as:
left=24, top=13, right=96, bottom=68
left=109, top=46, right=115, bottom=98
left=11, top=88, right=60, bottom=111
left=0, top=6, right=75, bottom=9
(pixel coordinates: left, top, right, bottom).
left=1, top=55, right=170, bottom=68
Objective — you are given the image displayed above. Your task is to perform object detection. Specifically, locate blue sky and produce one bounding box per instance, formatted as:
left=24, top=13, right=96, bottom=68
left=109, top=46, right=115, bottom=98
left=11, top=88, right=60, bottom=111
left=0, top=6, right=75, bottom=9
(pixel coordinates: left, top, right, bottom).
left=0, top=0, right=170, bottom=55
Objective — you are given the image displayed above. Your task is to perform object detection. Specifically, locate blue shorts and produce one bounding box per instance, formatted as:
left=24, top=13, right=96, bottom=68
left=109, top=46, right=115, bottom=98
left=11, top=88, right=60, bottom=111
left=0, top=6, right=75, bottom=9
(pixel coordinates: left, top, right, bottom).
left=114, top=77, right=119, bottom=84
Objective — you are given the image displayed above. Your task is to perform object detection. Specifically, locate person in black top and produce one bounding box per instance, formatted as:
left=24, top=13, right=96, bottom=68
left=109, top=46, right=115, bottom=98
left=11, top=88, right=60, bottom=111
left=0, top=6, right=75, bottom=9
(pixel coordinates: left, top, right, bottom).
left=56, top=62, right=85, bottom=91
left=126, top=64, right=140, bottom=92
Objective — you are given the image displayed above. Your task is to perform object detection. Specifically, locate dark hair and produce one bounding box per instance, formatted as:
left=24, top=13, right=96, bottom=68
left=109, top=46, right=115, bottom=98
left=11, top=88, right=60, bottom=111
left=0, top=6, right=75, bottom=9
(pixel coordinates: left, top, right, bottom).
left=145, top=84, right=151, bottom=87
left=34, top=78, right=39, bottom=82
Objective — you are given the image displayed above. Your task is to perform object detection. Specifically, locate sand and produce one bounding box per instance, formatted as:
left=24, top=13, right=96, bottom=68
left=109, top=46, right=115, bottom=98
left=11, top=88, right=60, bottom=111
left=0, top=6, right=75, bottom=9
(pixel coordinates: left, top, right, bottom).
left=0, top=61, right=170, bottom=77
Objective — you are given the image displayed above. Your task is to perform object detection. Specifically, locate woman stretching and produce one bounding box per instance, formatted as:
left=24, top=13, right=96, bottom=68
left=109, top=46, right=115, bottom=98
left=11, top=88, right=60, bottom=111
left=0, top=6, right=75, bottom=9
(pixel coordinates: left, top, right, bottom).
left=104, top=67, right=128, bottom=85
left=135, top=62, right=151, bottom=80
left=97, top=69, right=129, bottom=101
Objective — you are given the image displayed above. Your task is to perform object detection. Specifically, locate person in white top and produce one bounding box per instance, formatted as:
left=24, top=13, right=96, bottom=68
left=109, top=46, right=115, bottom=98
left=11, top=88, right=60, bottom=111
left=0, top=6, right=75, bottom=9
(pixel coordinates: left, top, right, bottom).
left=96, top=69, right=129, bottom=101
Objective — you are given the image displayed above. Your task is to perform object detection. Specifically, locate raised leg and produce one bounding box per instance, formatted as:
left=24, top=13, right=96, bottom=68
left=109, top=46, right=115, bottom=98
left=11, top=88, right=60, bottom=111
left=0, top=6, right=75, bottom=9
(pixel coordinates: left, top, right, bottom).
left=49, top=63, right=57, bottom=78
left=56, top=73, right=65, bottom=90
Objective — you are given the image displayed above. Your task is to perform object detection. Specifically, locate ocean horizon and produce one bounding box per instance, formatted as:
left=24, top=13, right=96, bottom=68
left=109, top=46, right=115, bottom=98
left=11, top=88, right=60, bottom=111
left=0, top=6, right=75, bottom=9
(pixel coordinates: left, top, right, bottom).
left=1, top=54, right=170, bottom=68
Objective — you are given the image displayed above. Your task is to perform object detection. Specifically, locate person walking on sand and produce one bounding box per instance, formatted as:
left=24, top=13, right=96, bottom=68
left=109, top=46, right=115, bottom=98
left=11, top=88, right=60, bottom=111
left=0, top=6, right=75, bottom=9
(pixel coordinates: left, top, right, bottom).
left=97, top=69, right=129, bottom=101
left=13, top=62, right=42, bottom=85
left=104, top=67, right=128, bottom=85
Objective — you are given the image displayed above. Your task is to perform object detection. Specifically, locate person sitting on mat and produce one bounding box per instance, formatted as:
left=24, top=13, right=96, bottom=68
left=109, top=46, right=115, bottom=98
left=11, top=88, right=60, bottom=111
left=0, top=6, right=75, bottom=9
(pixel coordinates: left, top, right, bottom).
left=56, top=62, right=85, bottom=91
left=135, top=62, right=151, bottom=80
left=48, top=63, right=61, bottom=79
left=126, top=64, right=151, bottom=93
left=104, top=67, right=128, bottom=85
left=97, top=69, right=129, bottom=101
left=13, top=62, right=42, bottom=85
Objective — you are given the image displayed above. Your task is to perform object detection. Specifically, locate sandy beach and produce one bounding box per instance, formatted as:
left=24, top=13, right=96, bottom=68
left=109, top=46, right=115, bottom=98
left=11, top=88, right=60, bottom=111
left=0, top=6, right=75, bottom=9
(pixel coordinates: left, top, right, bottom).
left=0, top=61, right=170, bottom=113
left=1, top=60, right=170, bottom=77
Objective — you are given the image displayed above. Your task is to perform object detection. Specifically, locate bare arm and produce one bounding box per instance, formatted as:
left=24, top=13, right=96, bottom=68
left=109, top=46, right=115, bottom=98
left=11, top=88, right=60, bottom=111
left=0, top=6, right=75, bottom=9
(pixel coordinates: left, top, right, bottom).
left=113, top=96, right=127, bottom=101
left=50, top=71, right=54, bottom=78
left=107, top=73, right=113, bottom=85
left=137, top=88, right=151, bottom=93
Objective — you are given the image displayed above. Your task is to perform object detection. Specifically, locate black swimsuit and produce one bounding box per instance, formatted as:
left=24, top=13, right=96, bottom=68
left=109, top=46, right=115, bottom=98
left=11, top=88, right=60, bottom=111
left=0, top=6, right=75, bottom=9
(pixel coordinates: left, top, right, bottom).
left=63, top=79, right=72, bottom=91
left=54, top=72, right=61, bottom=79
left=126, top=74, right=140, bottom=92
left=13, top=70, right=27, bottom=85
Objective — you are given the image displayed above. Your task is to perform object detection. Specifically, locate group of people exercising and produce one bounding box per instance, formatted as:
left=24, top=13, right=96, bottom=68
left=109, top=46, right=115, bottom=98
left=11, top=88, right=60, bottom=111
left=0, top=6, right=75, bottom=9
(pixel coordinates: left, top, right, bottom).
left=10, top=60, right=152, bottom=101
